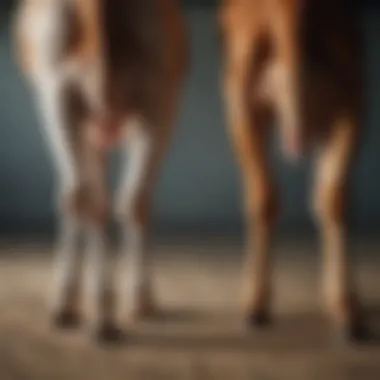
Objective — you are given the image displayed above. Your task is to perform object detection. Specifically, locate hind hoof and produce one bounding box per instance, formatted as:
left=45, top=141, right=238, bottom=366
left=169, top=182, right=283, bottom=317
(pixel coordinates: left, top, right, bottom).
left=95, top=323, right=125, bottom=345
left=332, top=319, right=370, bottom=345
left=126, top=301, right=160, bottom=323
left=245, top=309, right=272, bottom=329
left=52, top=310, right=82, bottom=329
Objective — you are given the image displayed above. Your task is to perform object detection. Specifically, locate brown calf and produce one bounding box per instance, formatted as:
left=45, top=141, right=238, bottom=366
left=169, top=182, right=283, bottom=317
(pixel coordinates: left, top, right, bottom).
left=13, top=0, right=188, bottom=341
left=219, top=0, right=365, bottom=341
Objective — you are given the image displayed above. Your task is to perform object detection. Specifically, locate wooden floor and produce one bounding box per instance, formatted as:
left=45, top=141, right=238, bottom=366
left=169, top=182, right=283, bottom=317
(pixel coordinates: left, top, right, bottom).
left=1, top=238, right=380, bottom=380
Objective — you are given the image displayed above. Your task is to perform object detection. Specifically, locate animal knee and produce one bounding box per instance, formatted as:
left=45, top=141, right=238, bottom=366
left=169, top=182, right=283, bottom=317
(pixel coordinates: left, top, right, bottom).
left=59, top=184, right=87, bottom=219
left=116, top=193, right=150, bottom=228
left=87, top=195, right=110, bottom=227
left=250, top=186, right=278, bottom=227
left=59, top=185, right=109, bottom=227
left=313, top=186, right=346, bottom=226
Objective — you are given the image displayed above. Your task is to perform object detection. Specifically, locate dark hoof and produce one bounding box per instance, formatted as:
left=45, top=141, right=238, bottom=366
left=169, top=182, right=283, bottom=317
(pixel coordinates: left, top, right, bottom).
left=245, top=310, right=272, bottom=329
left=52, top=310, right=82, bottom=329
left=332, top=320, right=370, bottom=345
left=95, top=324, right=126, bottom=345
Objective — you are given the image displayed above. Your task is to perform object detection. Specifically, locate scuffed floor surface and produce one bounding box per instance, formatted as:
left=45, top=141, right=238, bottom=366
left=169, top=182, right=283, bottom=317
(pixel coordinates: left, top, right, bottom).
left=1, top=238, right=380, bottom=380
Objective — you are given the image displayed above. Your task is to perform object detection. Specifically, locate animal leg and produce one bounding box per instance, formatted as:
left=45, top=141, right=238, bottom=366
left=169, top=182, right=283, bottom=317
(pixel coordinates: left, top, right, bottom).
left=115, top=117, right=172, bottom=324
left=34, top=79, right=87, bottom=328
left=312, top=113, right=366, bottom=342
left=224, top=44, right=278, bottom=327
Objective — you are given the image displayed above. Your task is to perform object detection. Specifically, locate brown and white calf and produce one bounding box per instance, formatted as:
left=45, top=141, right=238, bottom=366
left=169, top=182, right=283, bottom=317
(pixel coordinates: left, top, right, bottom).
left=219, top=0, right=366, bottom=341
left=13, top=0, right=188, bottom=340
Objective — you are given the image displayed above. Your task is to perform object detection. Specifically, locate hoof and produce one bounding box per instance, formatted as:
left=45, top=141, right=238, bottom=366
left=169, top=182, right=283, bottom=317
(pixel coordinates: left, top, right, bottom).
left=245, top=309, right=272, bottom=329
left=332, top=319, right=370, bottom=345
left=95, top=324, right=126, bottom=345
left=52, top=310, right=81, bottom=329
left=127, top=302, right=160, bottom=323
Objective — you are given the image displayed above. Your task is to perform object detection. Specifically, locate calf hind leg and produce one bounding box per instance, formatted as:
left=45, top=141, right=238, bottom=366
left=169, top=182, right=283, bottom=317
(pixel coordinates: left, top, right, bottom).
left=51, top=212, right=84, bottom=328
left=223, top=29, right=279, bottom=327
left=115, top=117, right=172, bottom=325
left=226, top=77, right=278, bottom=326
left=235, top=113, right=278, bottom=327
left=312, top=113, right=367, bottom=342
left=79, top=127, right=122, bottom=342
left=35, top=80, right=87, bottom=329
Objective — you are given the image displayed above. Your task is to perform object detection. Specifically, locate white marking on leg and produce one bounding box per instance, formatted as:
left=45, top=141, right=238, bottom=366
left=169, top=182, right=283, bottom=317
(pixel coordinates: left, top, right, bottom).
left=50, top=215, right=83, bottom=314
left=18, top=0, right=89, bottom=316
left=30, top=56, right=83, bottom=314
left=116, top=119, right=155, bottom=319
left=79, top=140, right=114, bottom=327
left=34, top=79, right=84, bottom=315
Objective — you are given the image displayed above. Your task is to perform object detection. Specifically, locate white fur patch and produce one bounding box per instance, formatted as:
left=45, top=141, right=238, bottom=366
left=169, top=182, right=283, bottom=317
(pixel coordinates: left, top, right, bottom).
left=116, top=119, right=154, bottom=314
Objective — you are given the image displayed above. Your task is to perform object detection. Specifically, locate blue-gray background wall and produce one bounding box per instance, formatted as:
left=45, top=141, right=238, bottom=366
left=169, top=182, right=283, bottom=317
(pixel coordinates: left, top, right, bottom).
left=0, top=2, right=379, bottom=236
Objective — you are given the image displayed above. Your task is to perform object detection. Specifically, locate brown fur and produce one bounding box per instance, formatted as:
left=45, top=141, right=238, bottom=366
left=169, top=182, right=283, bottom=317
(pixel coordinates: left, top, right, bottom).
left=219, top=0, right=365, bottom=339
left=13, top=0, right=189, bottom=335
left=15, top=0, right=188, bottom=145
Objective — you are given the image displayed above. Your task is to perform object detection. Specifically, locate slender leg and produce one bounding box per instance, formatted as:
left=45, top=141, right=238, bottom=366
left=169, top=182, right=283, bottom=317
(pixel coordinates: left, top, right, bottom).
left=232, top=109, right=277, bottom=327
left=312, top=113, right=366, bottom=341
left=224, top=42, right=278, bottom=326
left=34, top=79, right=86, bottom=327
left=51, top=214, right=84, bottom=327
left=86, top=223, right=119, bottom=341
left=79, top=133, right=121, bottom=341
left=115, top=117, right=171, bottom=324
